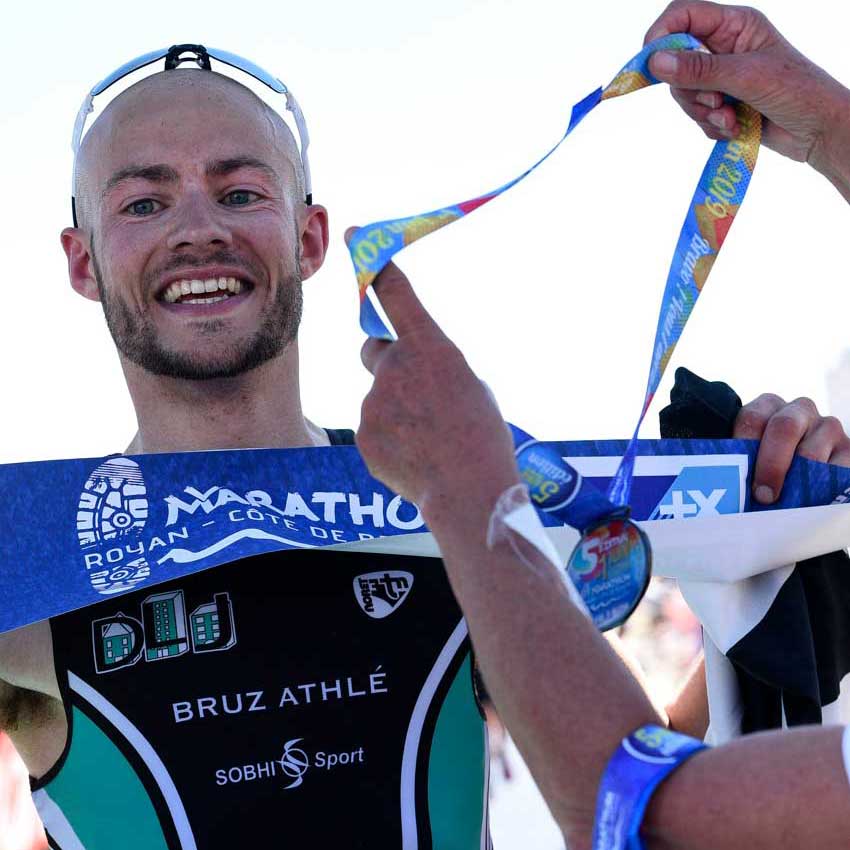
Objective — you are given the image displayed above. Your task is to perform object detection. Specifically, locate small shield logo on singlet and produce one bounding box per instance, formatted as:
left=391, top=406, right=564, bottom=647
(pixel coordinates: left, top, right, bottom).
left=353, top=571, right=414, bottom=619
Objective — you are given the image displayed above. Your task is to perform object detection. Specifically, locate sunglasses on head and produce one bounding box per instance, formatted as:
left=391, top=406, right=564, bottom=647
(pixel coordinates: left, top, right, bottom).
left=70, top=44, right=313, bottom=226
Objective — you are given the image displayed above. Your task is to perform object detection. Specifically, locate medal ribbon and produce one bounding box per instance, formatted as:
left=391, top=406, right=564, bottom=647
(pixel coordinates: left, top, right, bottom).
left=347, top=33, right=762, bottom=511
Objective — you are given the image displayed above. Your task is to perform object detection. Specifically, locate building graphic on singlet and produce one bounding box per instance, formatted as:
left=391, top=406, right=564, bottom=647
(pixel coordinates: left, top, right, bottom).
left=143, top=590, right=189, bottom=661
left=191, top=594, right=237, bottom=651
left=92, top=590, right=237, bottom=673
left=100, top=620, right=135, bottom=667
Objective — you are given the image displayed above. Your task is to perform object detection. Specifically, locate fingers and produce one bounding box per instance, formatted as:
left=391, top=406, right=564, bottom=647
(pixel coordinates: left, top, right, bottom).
left=734, top=395, right=850, bottom=502
left=751, top=399, right=817, bottom=504
left=371, top=260, right=438, bottom=338
left=650, top=49, right=737, bottom=96
left=736, top=396, right=850, bottom=503
left=733, top=393, right=786, bottom=440
left=345, top=225, right=438, bottom=339
left=735, top=394, right=793, bottom=503
left=797, top=416, right=850, bottom=466
left=360, top=337, right=393, bottom=376
left=644, top=0, right=722, bottom=44
left=670, top=87, right=740, bottom=138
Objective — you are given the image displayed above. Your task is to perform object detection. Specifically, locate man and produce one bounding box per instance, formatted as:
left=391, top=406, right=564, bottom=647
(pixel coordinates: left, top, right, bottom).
left=0, top=4, right=845, bottom=848
left=354, top=2, right=850, bottom=847
left=0, top=66, right=489, bottom=848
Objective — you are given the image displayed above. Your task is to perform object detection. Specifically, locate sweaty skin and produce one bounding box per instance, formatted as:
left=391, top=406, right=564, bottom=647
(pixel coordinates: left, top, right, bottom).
left=0, top=69, right=329, bottom=780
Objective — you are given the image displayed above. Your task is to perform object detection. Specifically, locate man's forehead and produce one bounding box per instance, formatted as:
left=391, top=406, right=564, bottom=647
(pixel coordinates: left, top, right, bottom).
left=80, top=70, right=299, bottom=189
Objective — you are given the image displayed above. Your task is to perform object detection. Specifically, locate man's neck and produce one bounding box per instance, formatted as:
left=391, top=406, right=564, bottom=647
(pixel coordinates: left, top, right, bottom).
left=123, top=347, right=329, bottom=455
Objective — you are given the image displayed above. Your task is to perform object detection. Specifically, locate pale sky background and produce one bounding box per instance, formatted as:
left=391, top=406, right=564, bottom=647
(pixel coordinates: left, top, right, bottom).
left=0, top=0, right=847, bottom=467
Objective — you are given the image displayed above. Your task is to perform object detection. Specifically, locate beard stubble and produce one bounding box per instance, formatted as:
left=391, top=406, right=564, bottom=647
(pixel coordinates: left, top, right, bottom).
left=91, top=243, right=303, bottom=381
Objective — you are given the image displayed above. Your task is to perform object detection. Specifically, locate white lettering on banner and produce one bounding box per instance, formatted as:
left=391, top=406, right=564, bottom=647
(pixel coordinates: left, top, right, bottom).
left=83, top=528, right=189, bottom=570
left=688, top=489, right=725, bottom=516
left=659, top=491, right=698, bottom=521
left=660, top=488, right=727, bottom=520
left=312, top=492, right=347, bottom=522
left=163, top=485, right=425, bottom=532
left=283, top=493, right=320, bottom=522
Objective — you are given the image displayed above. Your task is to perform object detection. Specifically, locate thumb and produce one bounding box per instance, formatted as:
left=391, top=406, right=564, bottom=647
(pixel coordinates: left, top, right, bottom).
left=650, top=49, right=752, bottom=99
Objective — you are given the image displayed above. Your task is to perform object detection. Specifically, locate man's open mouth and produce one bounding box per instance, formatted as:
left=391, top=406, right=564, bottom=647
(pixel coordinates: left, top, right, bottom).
left=159, top=276, right=250, bottom=305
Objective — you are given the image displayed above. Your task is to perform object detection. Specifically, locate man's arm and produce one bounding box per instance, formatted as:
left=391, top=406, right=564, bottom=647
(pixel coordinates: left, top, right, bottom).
left=355, top=257, right=850, bottom=849
left=645, top=0, right=850, bottom=202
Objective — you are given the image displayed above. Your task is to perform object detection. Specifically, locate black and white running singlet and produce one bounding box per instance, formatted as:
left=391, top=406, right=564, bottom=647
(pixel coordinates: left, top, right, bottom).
left=34, top=432, right=489, bottom=849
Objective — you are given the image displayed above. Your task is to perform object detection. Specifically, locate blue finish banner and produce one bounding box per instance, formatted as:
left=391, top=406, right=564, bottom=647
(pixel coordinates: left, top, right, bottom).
left=2, top=439, right=849, bottom=634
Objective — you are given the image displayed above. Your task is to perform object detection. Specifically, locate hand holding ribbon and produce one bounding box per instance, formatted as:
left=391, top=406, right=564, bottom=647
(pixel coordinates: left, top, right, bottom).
left=347, top=33, right=761, bottom=512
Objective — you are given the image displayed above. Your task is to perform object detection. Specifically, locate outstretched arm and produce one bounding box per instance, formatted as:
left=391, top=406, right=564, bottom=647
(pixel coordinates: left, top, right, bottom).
left=355, top=256, right=850, bottom=849
left=645, top=0, right=850, bottom=202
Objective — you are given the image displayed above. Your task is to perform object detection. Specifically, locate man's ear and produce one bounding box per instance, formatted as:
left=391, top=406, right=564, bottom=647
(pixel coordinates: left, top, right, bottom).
left=61, top=227, right=102, bottom=302
left=298, top=204, right=329, bottom=281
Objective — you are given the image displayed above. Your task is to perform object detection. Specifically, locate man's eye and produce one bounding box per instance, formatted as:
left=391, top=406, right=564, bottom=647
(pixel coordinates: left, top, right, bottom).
left=125, top=199, right=160, bottom=216
left=222, top=190, right=258, bottom=206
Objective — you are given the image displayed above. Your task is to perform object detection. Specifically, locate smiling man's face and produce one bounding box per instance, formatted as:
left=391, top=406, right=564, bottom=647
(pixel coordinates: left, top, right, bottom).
left=64, top=71, right=325, bottom=380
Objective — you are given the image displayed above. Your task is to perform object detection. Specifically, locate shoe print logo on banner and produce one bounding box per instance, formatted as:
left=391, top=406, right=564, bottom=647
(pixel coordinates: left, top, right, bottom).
left=77, top=457, right=151, bottom=595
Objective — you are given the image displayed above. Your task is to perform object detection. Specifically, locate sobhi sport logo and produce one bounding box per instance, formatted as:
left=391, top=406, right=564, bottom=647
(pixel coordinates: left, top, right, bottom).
left=214, top=738, right=366, bottom=791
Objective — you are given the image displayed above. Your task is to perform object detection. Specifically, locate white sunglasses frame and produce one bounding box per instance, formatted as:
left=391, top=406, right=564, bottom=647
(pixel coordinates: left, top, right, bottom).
left=70, top=44, right=313, bottom=225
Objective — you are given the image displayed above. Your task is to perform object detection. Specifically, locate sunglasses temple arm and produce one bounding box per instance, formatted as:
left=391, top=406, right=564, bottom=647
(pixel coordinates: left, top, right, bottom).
left=286, top=91, right=312, bottom=203
left=70, top=92, right=95, bottom=194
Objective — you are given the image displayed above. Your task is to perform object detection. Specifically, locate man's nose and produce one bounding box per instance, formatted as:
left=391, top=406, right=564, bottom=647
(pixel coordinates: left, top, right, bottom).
left=166, top=193, right=232, bottom=251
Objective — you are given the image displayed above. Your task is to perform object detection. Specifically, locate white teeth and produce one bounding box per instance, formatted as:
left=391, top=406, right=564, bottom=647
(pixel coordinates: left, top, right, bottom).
left=183, top=295, right=229, bottom=305
left=161, top=277, right=247, bottom=303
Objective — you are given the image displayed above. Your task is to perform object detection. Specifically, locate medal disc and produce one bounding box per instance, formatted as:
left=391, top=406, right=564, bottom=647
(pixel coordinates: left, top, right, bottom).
left=566, top=516, right=651, bottom=631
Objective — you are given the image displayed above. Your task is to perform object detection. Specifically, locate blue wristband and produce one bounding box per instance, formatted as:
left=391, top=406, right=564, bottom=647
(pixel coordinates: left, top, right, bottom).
left=592, top=725, right=708, bottom=850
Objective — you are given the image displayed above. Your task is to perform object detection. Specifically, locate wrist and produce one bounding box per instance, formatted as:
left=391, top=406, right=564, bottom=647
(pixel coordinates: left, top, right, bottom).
left=419, top=468, right=522, bottom=537
left=807, top=80, right=850, bottom=201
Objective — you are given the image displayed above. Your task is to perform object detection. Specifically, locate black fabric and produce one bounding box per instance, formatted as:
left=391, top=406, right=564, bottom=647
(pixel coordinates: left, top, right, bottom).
left=727, top=551, right=850, bottom=731
left=659, top=367, right=850, bottom=731
left=46, top=549, right=476, bottom=848
left=658, top=367, right=742, bottom=439
left=324, top=428, right=356, bottom=446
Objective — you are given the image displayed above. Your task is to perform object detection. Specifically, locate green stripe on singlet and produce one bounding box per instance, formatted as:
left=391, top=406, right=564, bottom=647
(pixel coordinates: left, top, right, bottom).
left=44, top=707, right=168, bottom=850
left=428, top=654, right=487, bottom=849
